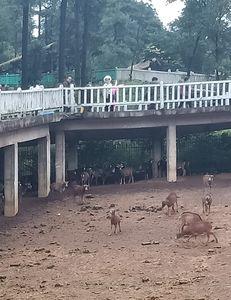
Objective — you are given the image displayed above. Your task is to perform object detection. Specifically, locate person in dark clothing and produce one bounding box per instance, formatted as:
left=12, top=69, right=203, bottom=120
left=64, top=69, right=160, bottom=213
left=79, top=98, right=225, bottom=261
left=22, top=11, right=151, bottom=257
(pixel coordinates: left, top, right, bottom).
left=157, top=156, right=167, bottom=177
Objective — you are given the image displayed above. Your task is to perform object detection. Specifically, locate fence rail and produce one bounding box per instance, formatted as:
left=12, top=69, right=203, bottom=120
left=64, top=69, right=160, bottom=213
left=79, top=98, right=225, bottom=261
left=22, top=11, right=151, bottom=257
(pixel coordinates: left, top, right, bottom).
left=0, top=80, right=231, bottom=119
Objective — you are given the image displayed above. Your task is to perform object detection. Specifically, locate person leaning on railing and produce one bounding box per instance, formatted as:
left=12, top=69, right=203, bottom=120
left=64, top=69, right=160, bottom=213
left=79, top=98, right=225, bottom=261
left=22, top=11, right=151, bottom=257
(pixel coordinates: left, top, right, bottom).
left=103, top=75, right=113, bottom=112
left=63, top=76, right=74, bottom=87
left=63, top=76, right=74, bottom=112
left=103, top=75, right=118, bottom=112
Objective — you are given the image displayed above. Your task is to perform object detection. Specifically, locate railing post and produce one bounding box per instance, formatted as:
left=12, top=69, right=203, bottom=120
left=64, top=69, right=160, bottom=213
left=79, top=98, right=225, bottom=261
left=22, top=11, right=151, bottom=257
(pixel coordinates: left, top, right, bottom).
left=226, top=82, right=231, bottom=106
left=160, top=81, right=164, bottom=109
left=41, top=85, right=44, bottom=112
left=59, top=84, right=64, bottom=112
left=70, top=83, right=75, bottom=113
left=0, top=89, right=1, bottom=120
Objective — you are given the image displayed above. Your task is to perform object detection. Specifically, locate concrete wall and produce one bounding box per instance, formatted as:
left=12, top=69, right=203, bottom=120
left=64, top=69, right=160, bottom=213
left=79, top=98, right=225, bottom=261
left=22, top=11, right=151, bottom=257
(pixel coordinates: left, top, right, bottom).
left=55, top=107, right=231, bottom=134
left=116, top=68, right=210, bottom=84
left=0, top=125, right=50, bottom=149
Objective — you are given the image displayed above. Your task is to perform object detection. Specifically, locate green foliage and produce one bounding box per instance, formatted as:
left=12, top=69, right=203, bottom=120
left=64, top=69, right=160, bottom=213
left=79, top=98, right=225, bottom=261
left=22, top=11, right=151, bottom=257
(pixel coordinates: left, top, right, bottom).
left=168, top=0, right=231, bottom=77
left=0, top=0, right=231, bottom=82
left=93, top=0, right=162, bottom=70
left=0, top=0, right=22, bottom=64
left=178, top=131, right=231, bottom=174
left=144, top=45, right=182, bottom=71
left=0, top=0, right=164, bottom=83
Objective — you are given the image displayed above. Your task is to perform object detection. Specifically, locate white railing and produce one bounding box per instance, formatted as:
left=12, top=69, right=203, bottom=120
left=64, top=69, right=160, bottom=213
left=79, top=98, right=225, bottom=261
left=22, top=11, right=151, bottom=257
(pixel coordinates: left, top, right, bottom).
left=70, top=80, right=231, bottom=113
left=0, top=80, right=231, bottom=119
left=0, top=86, right=63, bottom=119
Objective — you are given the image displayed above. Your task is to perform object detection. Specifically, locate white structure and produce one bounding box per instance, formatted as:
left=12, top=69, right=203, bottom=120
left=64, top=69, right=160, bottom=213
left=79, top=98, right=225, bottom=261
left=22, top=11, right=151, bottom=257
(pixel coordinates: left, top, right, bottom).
left=1, top=79, right=231, bottom=216
left=0, top=80, right=231, bottom=118
left=116, top=68, right=210, bottom=84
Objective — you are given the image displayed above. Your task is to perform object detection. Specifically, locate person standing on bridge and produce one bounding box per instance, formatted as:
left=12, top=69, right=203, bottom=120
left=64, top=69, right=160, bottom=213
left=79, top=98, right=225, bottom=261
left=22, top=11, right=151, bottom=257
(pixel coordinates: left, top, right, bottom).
left=63, top=76, right=74, bottom=112
left=103, top=75, right=116, bottom=112
left=63, top=76, right=74, bottom=87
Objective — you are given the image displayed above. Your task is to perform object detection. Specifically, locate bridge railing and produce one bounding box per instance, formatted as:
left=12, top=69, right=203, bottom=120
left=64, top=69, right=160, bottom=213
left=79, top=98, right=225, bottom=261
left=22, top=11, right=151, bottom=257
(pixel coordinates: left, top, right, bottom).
left=0, top=80, right=231, bottom=119
left=70, top=80, right=231, bottom=113
left=0, top=86, right=63, bottom=119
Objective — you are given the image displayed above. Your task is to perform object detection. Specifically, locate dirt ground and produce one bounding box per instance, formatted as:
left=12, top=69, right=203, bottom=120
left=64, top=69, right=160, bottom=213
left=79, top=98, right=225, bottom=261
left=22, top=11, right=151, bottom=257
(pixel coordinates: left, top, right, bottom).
left=0, top=174, right=231, bottom=300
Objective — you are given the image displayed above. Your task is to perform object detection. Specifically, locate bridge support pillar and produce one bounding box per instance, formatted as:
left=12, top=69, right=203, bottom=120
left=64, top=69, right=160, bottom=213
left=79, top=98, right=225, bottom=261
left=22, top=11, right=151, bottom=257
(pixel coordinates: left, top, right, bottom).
left=4, top=143, right=18, bottom=217
left=67, top=142, right=78, bottom=171
left=55, top=131, right=66, bottom=183
left=167, top=124, right=177, bottom=182
left=151, top=140, right=161, bottom=178
left=38, top=135, right=50, bottom=197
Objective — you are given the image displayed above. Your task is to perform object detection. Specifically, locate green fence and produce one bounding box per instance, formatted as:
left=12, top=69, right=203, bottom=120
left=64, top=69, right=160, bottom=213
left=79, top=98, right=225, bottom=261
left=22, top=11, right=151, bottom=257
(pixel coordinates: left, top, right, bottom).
left=0, top=70, right=119, bottom=87
left=40, top=73, right=57, bottom=88
left=0, top=74, right=21, bottom=87
left=0, top=73, right=57, bottom=88
left=94, top=69, right=117, bottom=82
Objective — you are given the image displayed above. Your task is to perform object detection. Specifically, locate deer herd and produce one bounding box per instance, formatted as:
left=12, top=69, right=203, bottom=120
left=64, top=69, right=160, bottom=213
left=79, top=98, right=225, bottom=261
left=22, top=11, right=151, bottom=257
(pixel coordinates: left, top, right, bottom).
left=48, top=172, right=218, bottom=245
left=107, top=174, right=218, bottom=244
left=0, top=172, right=219, bottom=246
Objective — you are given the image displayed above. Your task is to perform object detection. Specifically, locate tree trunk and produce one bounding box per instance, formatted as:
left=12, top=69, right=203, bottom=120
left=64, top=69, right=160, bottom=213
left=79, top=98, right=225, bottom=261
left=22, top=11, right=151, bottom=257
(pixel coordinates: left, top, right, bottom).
left=129, top=60, right=134, bottom=81
left=58, top=0, right=68, bottom=83
left=129, top=26, right=141, bottom=82
left=21, top=0, right=30, bottom=89
left=74, top=0, right=81, bottom=86
left=215, top=35, right=219, bottom=80
left=187, top=33, right=201, bottom=78
left=38, top=1, right=42, bottom=38
left=44, top=14, right=49, bottom=44
left=81, top=0, right=89, bottom=86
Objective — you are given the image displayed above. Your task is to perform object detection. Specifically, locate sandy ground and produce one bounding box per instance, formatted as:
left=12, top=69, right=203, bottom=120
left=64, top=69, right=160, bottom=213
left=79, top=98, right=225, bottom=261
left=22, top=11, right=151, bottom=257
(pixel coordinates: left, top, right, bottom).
left=0, top=174, right=231, bottom=300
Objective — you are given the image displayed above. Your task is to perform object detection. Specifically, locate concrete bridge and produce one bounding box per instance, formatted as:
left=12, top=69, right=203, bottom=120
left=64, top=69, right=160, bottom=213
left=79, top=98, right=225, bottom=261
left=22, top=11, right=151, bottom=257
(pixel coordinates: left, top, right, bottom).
left=1, top=79, right=231, bottom=217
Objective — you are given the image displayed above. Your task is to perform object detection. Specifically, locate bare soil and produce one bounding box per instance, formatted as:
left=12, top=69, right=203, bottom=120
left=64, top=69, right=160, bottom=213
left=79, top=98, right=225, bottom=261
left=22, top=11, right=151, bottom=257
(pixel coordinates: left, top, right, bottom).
left=1, top=174, right=231, bottom=300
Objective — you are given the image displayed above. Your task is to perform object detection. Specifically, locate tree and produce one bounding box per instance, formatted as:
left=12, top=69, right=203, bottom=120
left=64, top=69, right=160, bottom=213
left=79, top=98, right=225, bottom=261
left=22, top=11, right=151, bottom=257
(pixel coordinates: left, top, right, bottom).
left=1, top=0, right=230, bottom=86
left=80, top=0, right=89, bottom=86
left=170, top=0, right=207, bottom=76
left=203, top=0, right=231, bottom=79
left=21, top=0, right=30, bottom=89
left=95, top=0, right=162, bottom=72
left=74, top=0, right=81, bottom=85
left=58, top=0, right=68, bottom=83
left=127, top=1, right=162, bottom=80
left=168, top=0, right=231, bottom=78
left=79, top=0, right=103, bottom=85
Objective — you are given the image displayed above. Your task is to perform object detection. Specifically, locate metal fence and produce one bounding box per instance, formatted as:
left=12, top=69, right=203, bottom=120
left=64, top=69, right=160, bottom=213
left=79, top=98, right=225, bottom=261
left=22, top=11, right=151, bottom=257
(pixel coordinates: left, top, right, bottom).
left=178, top=133, right=231, bottom=174
left=1, top=134, right=231, bottom=192
left=18, top=145, right=38, bottom=191
left=18, top=144, right=56, bottom=190
left=78, top=139, right=152, bottom=169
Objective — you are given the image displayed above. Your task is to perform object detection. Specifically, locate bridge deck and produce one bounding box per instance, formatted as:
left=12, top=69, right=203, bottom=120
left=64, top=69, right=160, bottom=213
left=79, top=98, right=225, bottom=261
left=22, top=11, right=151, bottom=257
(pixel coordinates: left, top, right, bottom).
left=0, top=80, right=231, bottom=120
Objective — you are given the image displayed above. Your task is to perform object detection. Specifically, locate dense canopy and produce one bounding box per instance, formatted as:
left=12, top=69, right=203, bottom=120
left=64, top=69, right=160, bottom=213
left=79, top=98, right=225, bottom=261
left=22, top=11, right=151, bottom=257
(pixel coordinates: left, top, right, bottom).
left=0, top=0, right=230, bottom=87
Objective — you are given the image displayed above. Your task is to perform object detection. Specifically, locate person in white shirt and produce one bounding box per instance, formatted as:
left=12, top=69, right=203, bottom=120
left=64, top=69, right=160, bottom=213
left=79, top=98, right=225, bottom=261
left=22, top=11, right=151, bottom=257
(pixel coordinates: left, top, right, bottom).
left=103, top=75, right=114, bottom=112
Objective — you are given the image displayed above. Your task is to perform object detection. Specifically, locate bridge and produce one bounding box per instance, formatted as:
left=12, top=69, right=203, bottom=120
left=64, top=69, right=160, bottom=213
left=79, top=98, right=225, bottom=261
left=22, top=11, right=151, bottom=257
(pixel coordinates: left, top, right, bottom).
left=1, top=79, right=231, bottom=117
left=1, top=79, right=231, bottom=217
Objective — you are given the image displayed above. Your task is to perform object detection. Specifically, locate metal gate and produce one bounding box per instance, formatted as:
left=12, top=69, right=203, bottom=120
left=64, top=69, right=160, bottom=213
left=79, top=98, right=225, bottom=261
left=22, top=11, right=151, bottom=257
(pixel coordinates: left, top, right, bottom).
left=18, top=145, right=38, bottom=190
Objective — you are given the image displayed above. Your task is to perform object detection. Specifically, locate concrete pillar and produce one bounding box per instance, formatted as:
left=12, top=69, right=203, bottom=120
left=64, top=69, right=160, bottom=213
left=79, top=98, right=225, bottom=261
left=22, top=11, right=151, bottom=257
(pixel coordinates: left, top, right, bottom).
left=167, top=124, right=177, bottom=182
left=55, top=131, right=65, bottom=183
left=151, top=139, right=162, bottom=178
left=38, top=135, right=50, bottom=197
left=67, top=143, right=78, bottom=170
left=4, top=143, right=18, bottom=217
